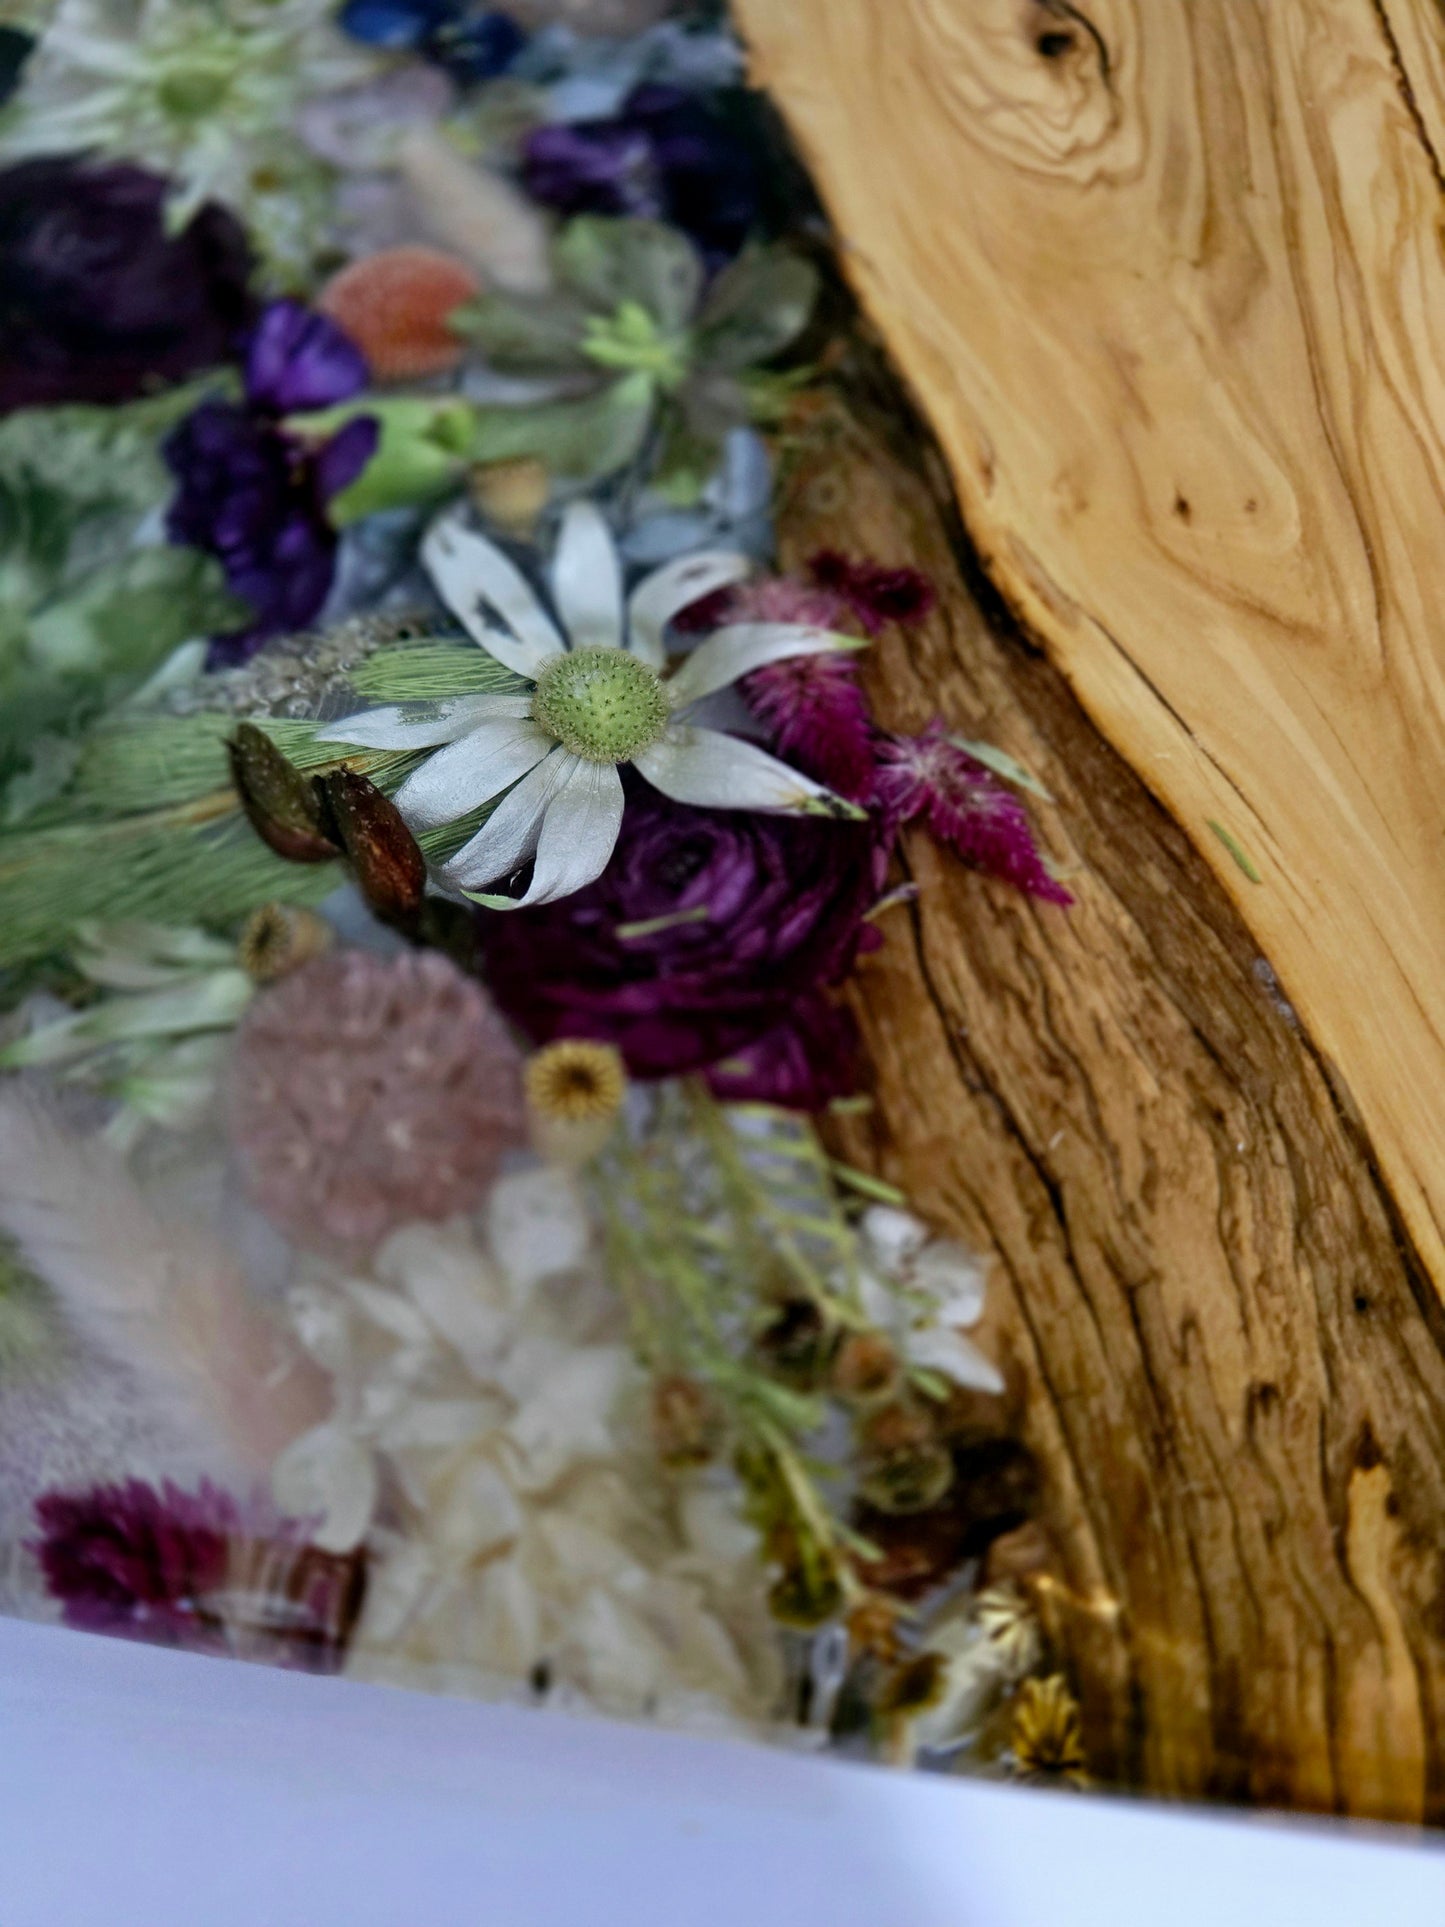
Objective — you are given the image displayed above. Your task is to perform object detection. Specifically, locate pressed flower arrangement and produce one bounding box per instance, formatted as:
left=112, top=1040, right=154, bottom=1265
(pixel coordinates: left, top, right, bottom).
left=0, top=0, right=1087, bottom=1792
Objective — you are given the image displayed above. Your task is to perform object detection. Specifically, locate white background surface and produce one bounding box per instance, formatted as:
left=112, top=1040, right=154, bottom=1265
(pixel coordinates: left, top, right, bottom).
left=0, top=1615, right=1441, bottom=1926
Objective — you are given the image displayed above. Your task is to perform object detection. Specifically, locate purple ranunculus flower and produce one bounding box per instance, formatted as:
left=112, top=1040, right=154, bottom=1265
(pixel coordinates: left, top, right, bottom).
left=164, top=299, right=376, bottom=667
left=0, top=155, right=254, bottom=416
left=522, top=84, right=759, bottom=262
left=480, top=782, right=886, bottom=1108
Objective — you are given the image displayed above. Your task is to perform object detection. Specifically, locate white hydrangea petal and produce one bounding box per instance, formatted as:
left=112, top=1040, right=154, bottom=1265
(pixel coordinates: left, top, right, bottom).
left=393, top=716, right=554, bottom=831
left=432, top=1456, right=523, bottom=1560
left=319, top=692, right=533, bottom=752
left=342, top=1278, right=434, bottom=1348
left=423, top=508, right=564, bottom=675
left=664, top=622, right=862, bottom=710
left=271, top=1423, right=379, bottom=1554
left=634, top=725, right=851, bottom=815
left=440, top=747, right=575, bottom=892
left=377, top=1222, right=513, bottom=1371
left=487, top=1166, right=592, bottom=1293
left=550, top=500, right=623, bottom=651
left=908, top=1325, right=1004, bottom=1395
left=357, top=1539, right=434, bottom=1645
left=377, top=1396, right=497, bottom=1454
left=855, top=1264, right=899, bottom=1334
left=467, top=757, right=624, bottom=909
left=627, top=550, right=752, bottom=667
left=508, top=1344, right=631, bottom=1489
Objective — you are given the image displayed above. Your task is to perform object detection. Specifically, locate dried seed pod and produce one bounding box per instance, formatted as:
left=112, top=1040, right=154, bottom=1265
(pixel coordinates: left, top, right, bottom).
left=227, top=723, right=340, bottom=863
left=845, top=1594, right=905, bottom=1663
left=755, top=1296, right=837, bottom=1391
left=830, top=1329, right=901, bottom=1405
left=650, top=1374, right=723, bottom=1469
left=238, top=902, right=334, bottom=984
left=317, top=768, right=427, bottom=928
left=768, top=1555, right=845, bottom=1631
left=856, top=1400, right=955, bottom=1516
left=469, top=455, right=550, bottom=539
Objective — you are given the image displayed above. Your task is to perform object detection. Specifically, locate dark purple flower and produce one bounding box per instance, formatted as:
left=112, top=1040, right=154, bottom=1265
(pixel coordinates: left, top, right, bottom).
left=744, top=652, right=877, bottom=804
left=0, top=155, right=253, bottom=416
left=875, top=723, right=1073, bottom=905
left=522, top=84, right=759, bottom=262
left=807, top=550, right=936, bottom=635
left=705, top=995, right=862, bottom=1110
left=481, top=782, right=886, bottom=1104
left=164, top=402, right=377, bottom=667
left=165, top=300, right=376, bottom=666
left=31, top=1477, right=363, bottom=1670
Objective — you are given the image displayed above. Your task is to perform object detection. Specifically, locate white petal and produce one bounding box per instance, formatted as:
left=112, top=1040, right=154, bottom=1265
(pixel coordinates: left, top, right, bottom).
left=423, top=508, right=563, bottom=676
left=432, top=1457, right=523, bottom=1560
left=467, top=758, right=625, bottom=908
left=394, top=718, right=555, bottom=831
left=627, top=550, right=752, bottom=667
left=440, top=747, right=574, bottom=891
left=909, top=1326, right=1004, bottom=1395
left=860, top=1205, right=932, bottom=1274
left=665, top=622, right=863, bottom=710
left=271, top=1424, right=379, bottom=1554
left=321, top=693, right=534, bottom=752
left=634, top=726, right=857, bottom=816
left=508, top=1344, right=631, bottom=1489
left=487, top=1166, right=592, bottom=1293
left=912, top=1240, right=988, bottom=1326
left=550, top=500, right=623, bottom=651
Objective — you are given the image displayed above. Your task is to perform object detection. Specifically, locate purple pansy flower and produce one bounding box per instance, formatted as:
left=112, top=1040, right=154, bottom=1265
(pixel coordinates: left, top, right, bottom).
left=522, top=84, right=760, bottom=263
left=480, top=781, right=886, bottom=1108
left=164, top=299, right=376, bottom=667
left=0, top=155, right=253, bottom=416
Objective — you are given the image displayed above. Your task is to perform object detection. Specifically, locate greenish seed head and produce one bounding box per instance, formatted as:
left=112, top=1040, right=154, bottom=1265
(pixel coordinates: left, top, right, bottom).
left=532, top=646, right=670, bottom=764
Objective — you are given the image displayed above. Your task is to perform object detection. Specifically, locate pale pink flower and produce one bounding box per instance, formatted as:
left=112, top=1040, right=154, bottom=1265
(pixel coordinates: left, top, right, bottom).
left=228, top=949, right=525, bottom=1257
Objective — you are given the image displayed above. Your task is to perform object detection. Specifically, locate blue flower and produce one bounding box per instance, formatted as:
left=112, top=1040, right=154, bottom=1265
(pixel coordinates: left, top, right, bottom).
left=338, top=0, right=524, bottom=84
left=164, top=300, right=377, bottom=668
left=522, top=85, right=759, bottom=263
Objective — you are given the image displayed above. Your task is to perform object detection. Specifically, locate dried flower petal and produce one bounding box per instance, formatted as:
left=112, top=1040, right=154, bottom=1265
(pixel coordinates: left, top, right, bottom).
left=875, top=722, right=1073, bottom=905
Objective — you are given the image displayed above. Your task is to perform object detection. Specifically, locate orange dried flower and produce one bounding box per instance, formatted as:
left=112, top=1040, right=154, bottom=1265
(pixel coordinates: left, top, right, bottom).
left=318, top=247, right=480, bottom=381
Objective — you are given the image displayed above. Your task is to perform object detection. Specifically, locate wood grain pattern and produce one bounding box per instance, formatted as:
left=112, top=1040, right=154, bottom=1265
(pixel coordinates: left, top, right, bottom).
left=774, top=361, right=1445, bottom=1818
left=737, top=0, right=1445, bottom=1302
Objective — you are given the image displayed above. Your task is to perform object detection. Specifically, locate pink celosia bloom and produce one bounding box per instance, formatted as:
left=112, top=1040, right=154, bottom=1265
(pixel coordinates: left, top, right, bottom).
left=875, top=724, right=1073, bottom=905
left=743, top=651, right=877, bottom=803
left=807, top=551, right=936, bottom=636
left=672, top=572, right=855, bottom=638
left=228, top=948, right=525, bottom=1257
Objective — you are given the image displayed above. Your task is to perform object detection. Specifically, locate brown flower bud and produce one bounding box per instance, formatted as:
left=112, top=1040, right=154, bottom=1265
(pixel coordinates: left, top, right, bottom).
left=469, top=455, right=550, bottom=539
left=237, top=902, right=334, bottom=984
left=755, top=1296, right=836, bottom=1391
left=856, top=1401, right=955, bottom=1516
left=318, top=768, right=427, bottom=928
left=874, top=1650, right=947, bottom=1720
left=650, top=1373, right=723, bottom=1469
left=846, top=1594, right=905, bottom=1663
left=227, top=723, right=340, bottom=864
left=830, top=1329, right=901, bottom=1405
left=768, top=1556, right=845, bottom=1631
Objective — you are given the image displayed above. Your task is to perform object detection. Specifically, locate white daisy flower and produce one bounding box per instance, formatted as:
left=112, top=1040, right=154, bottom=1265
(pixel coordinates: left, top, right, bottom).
left=858, top=1204, right=1004, bottom=1396
left=320, top=502, right=868, bottom=910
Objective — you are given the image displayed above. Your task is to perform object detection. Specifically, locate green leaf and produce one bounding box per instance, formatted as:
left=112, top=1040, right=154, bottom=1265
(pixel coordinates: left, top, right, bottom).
left=553, top=216, right=703, bottom=334
left=293, top=398, right=475, bottom=523
left=949, top=735, right=1056, bottom=802
left=450, top=289, right=594, bottom=374
left=695, top=247, right=819, bottom=373
left=471, top=373, right=656, bottom=481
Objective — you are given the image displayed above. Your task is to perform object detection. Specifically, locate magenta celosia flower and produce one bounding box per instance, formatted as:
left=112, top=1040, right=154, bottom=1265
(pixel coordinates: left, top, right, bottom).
left=875, top=723, right=1073, bottom=905
left=228, top=948, right=525, bottom=1257
left=807, top=550, right=936, bottom=636
left=30, top=1478, right=363, bottom=1670
left=743, top=651, right=877, bottom=803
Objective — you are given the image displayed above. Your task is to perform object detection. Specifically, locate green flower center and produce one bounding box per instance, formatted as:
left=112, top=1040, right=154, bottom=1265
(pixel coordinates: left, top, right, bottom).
left=532, top=647, right=670, bottom=764
left=582, top=301, right=690, bottom=390
left=155, top=52, right=234, bottom=118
